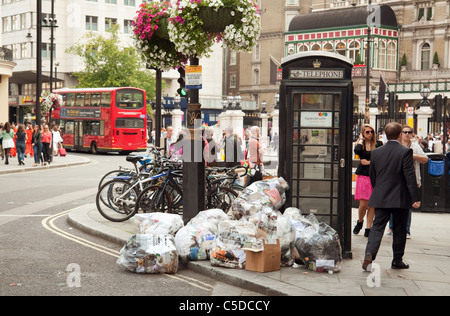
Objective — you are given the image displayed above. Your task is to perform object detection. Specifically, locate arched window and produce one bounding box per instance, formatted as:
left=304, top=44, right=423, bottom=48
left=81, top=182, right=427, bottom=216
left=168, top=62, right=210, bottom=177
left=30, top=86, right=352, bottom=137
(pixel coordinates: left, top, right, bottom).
left=373, top=42, right=379, bottom=68
left=323, top=43, right=333, bottom=52
left=312, top=43, right=321, bottom=51
left=298, top=44, right=308, bottom=52
left=336, top=42, right=346, bottom=56
left=387, top=42, right=396, bottom=70
left=378, top=41, right=386, bottom=69
left=421, top=43, right=431, bottom=70
left=348, top=41, right=360, bottom=62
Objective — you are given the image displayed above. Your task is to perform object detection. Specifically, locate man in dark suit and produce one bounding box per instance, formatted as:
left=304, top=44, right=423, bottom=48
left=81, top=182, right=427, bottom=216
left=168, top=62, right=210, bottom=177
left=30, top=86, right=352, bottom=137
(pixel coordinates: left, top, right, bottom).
left=363, top=122, right=421, bottom=271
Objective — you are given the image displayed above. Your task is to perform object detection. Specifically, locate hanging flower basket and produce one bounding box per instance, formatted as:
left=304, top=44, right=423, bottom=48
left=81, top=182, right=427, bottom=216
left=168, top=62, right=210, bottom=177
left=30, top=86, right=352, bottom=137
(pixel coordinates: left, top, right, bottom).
left=168, top=0, right=261, bottom=57
left=168, top=0, right=216, bottom=58
left=220, top=0, right=261, bottom=52
left=41, top=91, right=62, bottom=114
left=198, top=7, right=235, bottom=33
left=133, top=2, right=187, bottom=70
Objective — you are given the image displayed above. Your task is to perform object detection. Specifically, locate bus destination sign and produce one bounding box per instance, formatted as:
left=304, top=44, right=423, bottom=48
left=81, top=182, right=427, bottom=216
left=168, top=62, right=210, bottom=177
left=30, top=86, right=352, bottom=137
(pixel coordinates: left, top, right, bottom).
left=60, top=108, right=101, bottom=119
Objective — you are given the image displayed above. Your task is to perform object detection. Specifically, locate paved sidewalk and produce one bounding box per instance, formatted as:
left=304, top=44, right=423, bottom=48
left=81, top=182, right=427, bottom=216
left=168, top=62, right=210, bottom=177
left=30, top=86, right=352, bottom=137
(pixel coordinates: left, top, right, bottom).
left=68, top=204, right=450, bottom=296
left=0, top=152, right=91, bottom=175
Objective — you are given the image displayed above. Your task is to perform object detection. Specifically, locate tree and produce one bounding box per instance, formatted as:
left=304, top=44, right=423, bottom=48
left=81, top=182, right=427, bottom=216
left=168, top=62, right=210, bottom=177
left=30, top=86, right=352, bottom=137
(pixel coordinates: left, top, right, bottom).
left=65, top=24, right=157, bottom=100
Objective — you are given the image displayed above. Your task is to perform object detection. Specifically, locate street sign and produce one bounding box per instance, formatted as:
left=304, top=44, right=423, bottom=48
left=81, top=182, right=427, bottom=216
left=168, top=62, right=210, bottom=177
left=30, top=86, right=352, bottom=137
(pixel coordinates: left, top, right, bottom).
left=406, top=103, right=414, bottom=128
left=186, top=65, right=202, bottom=90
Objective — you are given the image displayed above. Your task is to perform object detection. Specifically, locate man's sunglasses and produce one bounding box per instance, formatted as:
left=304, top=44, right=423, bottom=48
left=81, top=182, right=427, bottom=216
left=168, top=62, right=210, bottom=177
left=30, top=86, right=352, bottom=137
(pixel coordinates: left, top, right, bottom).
left=402, top=131, right=413, bottom=134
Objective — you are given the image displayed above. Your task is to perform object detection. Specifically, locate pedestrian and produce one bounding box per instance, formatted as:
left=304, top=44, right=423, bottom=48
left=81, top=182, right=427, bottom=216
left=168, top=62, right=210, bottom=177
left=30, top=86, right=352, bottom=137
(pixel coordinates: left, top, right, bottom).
left=433, top=135, right=443, bottom=153
left=164, top=126, right=174, bottom=156
left=273, top=132, right=279, bottom=151
left=353, top=124, right=383, bottom=237
left=223, top=126, right=243, bottom=168
left=0, top=122, right=15, bottom=165
left=387, top=125, right=428, bottom=239
left=41, top=124, right=52, bottom=164
left=15, top=124, right=27, bottom=165
left=0, top=123, right=3, bottom=160
left=169, top=130, right=185, bottom=158
left=25, top=123, right=34, bottom=158
left=32, top=124, right=44, bottom=167
left=52, top=125, right=63, bottom=156
left=205, top=127, right=218, bottom=167
left=362, top=122, right=420, bottom=271
left=420, top=139, right=431, bottom=153
left=245, top=126, right=264, bottom=187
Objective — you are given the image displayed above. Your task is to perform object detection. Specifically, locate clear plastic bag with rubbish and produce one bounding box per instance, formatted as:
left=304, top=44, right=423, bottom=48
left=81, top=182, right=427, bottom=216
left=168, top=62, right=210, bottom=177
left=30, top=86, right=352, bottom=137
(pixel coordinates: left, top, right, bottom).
left=231, top=177, right=290, bottom=219
left=248, top=208, right=297, bottom=266
left=131, top=213, right=184, bottom=236
left=175, top=222, right=217, bottom=262
left=210, top=220, right=258, bottom=269
left=294, top=216, right=342, bottom=272
left=174, top=209, right=228, bottom=262
left=117, top=234, right=179, bottom=274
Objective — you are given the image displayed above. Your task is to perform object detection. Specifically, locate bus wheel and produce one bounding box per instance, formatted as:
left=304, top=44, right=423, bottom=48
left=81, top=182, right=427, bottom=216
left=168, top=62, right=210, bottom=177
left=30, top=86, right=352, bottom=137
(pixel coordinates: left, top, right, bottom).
left=90, top=142, right=98, bottom=154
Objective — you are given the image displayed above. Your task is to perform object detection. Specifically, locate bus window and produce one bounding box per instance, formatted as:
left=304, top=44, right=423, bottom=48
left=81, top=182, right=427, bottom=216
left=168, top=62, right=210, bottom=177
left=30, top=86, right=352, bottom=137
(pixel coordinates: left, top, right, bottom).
left=66, top=93, right=75, bottom=107
left=91, top=93, right=101, bottom=107
left=83, top=120, right=103, bottom=136
left=76, top=93, right=85, bottom=107
left=60, top=94, right=66, bottom=107
left=101, top=92, right=111, bottom=107
left=115, top=118, right=145, bottom=129
left=65, top=120, right=74, bottom=134
left=116, top=90, right=144, bottom=109
left=85, top=93, right=91, bottom=107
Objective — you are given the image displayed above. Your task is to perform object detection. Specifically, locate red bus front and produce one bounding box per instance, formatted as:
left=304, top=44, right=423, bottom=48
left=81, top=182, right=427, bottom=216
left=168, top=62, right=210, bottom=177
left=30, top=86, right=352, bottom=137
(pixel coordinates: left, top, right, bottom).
left=112, top=88, right=148, bottom=153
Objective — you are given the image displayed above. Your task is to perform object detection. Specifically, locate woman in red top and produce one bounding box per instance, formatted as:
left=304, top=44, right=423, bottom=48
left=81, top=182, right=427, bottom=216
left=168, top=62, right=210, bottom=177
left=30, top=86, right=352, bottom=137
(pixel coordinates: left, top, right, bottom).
left=41, top=124, right=53, bottom=165
left=25, top=123, right=34, bottom=157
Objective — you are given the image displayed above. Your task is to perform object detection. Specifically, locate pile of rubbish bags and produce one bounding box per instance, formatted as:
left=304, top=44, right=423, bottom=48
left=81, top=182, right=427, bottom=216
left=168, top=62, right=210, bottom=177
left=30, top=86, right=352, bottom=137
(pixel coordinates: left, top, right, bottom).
left=116, top=177, right=343, bottom=274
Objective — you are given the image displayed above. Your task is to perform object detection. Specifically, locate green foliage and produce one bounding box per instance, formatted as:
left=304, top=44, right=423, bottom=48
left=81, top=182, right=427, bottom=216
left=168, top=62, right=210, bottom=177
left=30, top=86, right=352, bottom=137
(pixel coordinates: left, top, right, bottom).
left=401, top=54, right=407, bottom=67
left=433, top=52, right=439, bottom=65
left=354, top=52, right=364, bottom=65
left=65, top=24, right=157, bottom=100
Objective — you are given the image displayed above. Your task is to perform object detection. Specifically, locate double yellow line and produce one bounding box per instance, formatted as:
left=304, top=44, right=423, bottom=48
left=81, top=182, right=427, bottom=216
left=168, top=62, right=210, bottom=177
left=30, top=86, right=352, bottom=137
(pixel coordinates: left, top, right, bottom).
left=41, top=209, right=214, bottom=292
left=42, top=209, right=121, bottom=258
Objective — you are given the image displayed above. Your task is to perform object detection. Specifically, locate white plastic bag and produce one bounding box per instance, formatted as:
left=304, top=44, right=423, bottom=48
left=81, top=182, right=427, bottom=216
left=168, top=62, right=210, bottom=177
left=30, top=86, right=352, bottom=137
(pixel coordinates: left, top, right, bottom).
left=131, top=213, right=184, bottom=236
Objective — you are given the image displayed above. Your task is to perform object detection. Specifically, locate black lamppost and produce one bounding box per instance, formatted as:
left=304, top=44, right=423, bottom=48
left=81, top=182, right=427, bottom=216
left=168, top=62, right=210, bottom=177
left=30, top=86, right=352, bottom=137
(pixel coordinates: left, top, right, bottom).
left=419, top=84, right=431, bottom=109
left=234, top=94, right=242, bottom=110
left=369, top=86, right=378, bottom=108
left=274, top=93, right=280, bottom=110
left=42, top=0, right=58, bottom=91
left=227, top=94, right=234, bottom=110
left=36, top=0, right=42, bottom=125
left=174, top=94, right=181, bottom=110
left=261, top=101, right=267, bottom=114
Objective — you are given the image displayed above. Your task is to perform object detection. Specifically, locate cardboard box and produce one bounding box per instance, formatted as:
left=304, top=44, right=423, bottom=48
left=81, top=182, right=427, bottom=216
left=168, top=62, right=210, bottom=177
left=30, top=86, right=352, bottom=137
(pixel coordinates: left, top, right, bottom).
left=244, top=238, right=281, bottom=273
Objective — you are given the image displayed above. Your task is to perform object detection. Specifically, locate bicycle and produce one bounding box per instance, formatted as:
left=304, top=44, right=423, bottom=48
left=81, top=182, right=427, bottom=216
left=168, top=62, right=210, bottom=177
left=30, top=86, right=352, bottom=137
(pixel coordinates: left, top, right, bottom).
left=205, top=165, right=247, bottom=212
left=134, top=163, right=184, bottom=215
left=95, top=158, right=180, bottom=222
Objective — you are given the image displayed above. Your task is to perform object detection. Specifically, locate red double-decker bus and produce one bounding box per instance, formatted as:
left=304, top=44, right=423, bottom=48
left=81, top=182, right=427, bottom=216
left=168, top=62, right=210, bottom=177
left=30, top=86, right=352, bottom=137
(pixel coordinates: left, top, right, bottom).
left=51, top=87, right=148, bottom=154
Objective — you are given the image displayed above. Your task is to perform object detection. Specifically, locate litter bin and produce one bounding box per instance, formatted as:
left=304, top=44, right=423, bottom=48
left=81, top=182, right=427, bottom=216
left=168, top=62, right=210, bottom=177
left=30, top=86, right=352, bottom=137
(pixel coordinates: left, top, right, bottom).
left=420, top=153, right=448, bottom=213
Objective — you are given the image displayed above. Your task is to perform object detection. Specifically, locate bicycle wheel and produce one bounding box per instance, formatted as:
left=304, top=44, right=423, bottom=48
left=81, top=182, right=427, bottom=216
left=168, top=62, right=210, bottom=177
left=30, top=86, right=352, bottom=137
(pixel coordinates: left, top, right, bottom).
left=98, top=169, right=136, bottom=190
left=135, top=185, right=173, bottom=214
left=96, top=179, right=139, bottom=222
left=207, top=187, right=238, bottom=213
